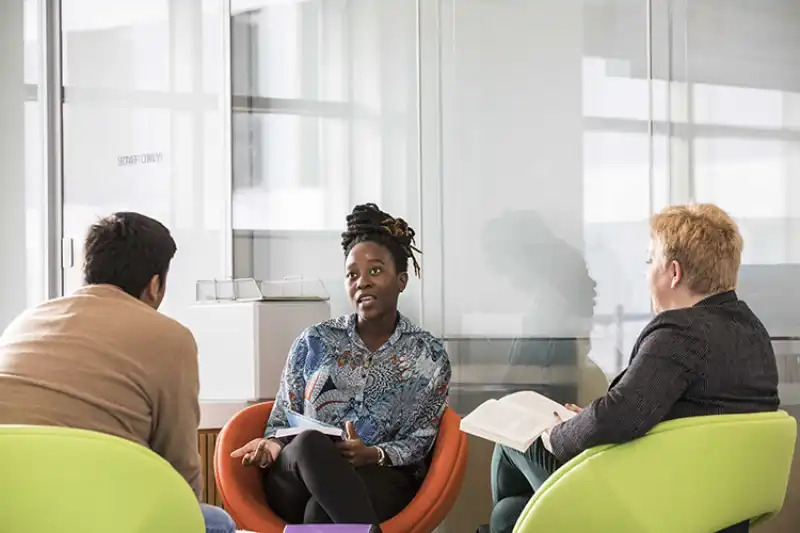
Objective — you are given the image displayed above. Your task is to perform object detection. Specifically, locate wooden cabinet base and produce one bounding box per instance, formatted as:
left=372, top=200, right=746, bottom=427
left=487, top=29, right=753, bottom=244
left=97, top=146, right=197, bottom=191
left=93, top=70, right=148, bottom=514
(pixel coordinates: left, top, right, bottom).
left=198, top=428, right=223, bottom=506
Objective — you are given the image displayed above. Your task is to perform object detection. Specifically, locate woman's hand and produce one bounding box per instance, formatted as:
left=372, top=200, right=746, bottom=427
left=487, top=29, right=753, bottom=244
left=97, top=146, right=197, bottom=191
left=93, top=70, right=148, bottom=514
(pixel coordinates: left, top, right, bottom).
left=336, top=421, right=381, bottom=468
left=565, top=403, right=584, bottom=414
left=230, top=438, right=282, bottom=468
left=553, top=404, right=584, bottom=425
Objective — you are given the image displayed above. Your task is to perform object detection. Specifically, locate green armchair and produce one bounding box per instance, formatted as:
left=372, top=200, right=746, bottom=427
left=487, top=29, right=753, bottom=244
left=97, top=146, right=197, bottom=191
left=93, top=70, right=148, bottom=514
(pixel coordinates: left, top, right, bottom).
left=514, top=411, right=797, bottom=533
left=0, top=425, right=204, bottom=532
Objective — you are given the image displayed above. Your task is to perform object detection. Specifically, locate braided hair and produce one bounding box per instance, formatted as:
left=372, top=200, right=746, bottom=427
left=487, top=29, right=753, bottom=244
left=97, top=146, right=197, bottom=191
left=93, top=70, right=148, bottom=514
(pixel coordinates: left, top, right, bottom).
left=341, top=203, right=421, bottom=277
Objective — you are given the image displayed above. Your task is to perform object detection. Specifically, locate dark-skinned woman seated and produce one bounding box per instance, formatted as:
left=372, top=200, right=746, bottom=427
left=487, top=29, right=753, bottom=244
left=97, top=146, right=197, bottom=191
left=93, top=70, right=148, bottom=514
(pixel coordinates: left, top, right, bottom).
left=231, top=204, right=451, bottom=531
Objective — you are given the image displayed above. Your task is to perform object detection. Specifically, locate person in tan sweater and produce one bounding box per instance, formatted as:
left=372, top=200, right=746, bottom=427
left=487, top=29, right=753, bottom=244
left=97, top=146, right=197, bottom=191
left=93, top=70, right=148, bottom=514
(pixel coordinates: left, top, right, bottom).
left=0, top=212, right=235, bottom=533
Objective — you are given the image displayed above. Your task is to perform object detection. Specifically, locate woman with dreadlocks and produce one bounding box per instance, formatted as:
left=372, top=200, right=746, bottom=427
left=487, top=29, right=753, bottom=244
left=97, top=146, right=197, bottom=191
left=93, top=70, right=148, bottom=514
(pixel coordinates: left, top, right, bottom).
left=231, top=204, right=451, bottom=530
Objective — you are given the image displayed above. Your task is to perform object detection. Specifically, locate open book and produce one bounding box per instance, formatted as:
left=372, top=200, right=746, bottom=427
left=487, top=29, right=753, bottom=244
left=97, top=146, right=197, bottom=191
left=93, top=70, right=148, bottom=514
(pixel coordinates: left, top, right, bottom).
left=272, top=409, right=345, bottom=441
left=460, top=391, right=578, bottom=452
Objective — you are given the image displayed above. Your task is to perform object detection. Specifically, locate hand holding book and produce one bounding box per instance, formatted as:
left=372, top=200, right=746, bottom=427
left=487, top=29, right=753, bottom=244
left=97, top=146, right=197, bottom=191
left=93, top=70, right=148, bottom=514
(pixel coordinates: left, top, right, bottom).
left=336, top=421, right=382, bottom=467
left=273, top=409, right=346, bottom=440
left=460, top=391, right=581, bottom=453
left=542, top=403, right=584, bottom=452
left=555, top=403, right=584, bottom=423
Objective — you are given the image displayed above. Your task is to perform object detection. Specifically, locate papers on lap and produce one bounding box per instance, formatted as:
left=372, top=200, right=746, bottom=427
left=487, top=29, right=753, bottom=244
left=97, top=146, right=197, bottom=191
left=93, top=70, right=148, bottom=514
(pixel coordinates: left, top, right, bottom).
left=460, top=390, right=577, bottom=452
left=272, top=409, right=345, bottom=441
left=283, top=526, right=376, bottom=532
left=283, top=526, right=377, bottom=532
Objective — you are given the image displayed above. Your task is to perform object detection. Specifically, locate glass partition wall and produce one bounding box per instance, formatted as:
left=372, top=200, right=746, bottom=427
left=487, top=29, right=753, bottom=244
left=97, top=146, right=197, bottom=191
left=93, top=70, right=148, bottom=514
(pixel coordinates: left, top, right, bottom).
left=12, top=0, right=791, bottom=420
left=229, top=0, right=800, bottom=405
left=3, top=1, right=799, bottom=529
left=230, top=0, right=422, bottom=322
left=231, top=0, right=663, bottom=410
left=231, top=4, right=800, bottom=528
left=59, top=0, right=230, bottom=328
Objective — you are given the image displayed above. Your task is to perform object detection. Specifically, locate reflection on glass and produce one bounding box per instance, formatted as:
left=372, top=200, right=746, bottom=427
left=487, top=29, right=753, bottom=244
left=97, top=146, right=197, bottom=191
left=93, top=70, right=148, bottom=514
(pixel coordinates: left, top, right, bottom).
left=231, top=0, right=420, bottom=322
left=694, top=137, right=788, bottom=220
left=232, top=113, right=348, bottom=231
left=60, top=0, right=228, bottom=328
left=440, top=0, right=648, bottom=415
left=686, top=0, right=800, bottom=408
left=232, top=0, right=417, bottom=233
left=232, top=0, right=347, bottom=102
left=693, top=84, right=795, bottom=130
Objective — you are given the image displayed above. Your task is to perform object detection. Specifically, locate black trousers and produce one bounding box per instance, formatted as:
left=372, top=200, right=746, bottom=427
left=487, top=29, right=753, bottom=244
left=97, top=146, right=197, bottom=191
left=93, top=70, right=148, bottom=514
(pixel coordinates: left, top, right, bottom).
left=263, top=430, right=417, bottom=526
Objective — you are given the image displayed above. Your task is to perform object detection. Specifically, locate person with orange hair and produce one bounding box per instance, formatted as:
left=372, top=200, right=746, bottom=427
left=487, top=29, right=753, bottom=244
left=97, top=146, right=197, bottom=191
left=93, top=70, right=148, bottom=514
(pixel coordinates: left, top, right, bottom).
left=485, top=204, right=779, bottom=533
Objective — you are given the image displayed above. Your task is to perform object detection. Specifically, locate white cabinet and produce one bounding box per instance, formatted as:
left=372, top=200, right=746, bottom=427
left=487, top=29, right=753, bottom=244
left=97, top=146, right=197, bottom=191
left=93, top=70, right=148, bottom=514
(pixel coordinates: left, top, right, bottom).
left=187, top=300, right=331, bottom=401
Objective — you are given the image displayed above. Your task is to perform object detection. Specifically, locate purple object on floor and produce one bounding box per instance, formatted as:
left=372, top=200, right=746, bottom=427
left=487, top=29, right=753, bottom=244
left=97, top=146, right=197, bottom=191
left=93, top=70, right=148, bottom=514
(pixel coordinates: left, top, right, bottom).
left=283, top=526, right=374, bottom=533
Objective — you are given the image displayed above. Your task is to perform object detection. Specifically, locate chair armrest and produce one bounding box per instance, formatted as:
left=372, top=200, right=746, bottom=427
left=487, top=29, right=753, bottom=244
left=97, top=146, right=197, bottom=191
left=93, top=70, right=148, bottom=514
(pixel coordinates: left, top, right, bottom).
left=214, top=402, right=286, bottom=531
left=383, top=409, right=469, bottom=533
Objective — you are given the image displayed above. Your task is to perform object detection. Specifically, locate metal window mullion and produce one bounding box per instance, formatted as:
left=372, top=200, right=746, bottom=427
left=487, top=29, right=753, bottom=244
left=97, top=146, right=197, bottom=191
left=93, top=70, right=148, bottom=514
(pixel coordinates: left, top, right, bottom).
left=223, top=0, right=234, bottom=277
left=42, top=0, right=63, bottom=299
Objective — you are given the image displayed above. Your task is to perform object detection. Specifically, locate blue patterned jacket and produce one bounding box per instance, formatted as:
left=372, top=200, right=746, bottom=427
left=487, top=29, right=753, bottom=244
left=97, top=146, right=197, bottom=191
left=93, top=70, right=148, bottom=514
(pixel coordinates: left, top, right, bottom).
left=265, top=313, right=451, bottom=469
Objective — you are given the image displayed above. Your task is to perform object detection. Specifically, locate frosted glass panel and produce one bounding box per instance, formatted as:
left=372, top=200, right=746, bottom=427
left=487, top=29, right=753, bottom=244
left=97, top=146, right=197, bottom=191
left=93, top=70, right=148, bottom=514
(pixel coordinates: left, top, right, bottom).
left=231, top=0, right=421, bottom=324
left=438, top=0, right=651, bottom=398
left=232, top=113, right=349, bottom=231
left=232, top=0, right=418, bottom=233
left=60, top=0, right=228, bottom=334
left=687, top=0, right=800, bottom=341
left=231, top=0, right=348, bottom=102
left=61, top=0, right=170, bottom=92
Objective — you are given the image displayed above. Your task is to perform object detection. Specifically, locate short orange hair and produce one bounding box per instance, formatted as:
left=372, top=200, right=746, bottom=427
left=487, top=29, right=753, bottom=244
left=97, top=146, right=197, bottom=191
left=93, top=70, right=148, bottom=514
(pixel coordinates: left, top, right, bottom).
left=650, top=203, right=743, bottom=295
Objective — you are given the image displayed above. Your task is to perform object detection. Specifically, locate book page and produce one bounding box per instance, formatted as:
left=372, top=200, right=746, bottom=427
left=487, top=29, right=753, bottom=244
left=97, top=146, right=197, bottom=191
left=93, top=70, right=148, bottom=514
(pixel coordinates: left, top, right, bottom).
left=460, top=398, right=553, bottom=451
left=286, top=409, right=342, bottom=432
left=460, top=390, right=578, bottom=451
left=279, top=409, right=345, bottom=440
left=273, top=426, right=344, bottom=440
left=501, top=390, right=577, bottom=422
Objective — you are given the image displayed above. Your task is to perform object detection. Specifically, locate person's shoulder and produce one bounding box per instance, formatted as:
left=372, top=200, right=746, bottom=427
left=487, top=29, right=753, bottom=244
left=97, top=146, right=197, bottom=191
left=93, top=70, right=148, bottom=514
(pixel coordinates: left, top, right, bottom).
left=647, top=308, right=698, bottom=331
left=7, top=291, right=87, bottom=327
left=398, top=315, right=448, bottom=362
left=132, top=307, right=197, bottom=359
left=637, top=308, right=708, bottom=356
left=290, top=315, right=352, bottom=352
left=302, top=314, right=352, bottom=338
left=157, top=315, right=197, bottom=347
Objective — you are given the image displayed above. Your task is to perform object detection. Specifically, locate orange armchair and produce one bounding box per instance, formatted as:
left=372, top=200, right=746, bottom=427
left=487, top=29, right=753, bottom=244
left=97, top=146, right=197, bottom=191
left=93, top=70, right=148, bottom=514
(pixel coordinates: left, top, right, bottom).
left=214, top=401, right=468, bottom=533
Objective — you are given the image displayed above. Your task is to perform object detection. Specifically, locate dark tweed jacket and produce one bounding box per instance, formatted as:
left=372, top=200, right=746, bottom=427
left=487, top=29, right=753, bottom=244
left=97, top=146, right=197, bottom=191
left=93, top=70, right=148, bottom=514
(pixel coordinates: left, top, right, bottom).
left=550, top=291, right=780, bottom=463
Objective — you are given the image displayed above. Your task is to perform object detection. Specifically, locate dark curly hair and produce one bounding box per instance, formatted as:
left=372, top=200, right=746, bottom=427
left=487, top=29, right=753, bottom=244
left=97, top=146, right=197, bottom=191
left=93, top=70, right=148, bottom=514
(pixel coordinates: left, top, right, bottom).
left=341, top=203, right=421, bottom=277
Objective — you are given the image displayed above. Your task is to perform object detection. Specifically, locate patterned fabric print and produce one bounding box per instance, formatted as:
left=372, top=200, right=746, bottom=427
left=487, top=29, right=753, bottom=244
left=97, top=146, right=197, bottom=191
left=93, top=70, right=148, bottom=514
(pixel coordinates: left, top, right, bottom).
left=265, top=313, right=451, bottom=471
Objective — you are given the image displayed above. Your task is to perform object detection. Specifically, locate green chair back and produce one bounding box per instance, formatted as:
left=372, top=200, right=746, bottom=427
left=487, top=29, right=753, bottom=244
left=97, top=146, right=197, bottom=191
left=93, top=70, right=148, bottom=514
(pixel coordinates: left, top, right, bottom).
left=0, top=425, right=204, bottom=533
left=514, top=411, right=797, bottom=533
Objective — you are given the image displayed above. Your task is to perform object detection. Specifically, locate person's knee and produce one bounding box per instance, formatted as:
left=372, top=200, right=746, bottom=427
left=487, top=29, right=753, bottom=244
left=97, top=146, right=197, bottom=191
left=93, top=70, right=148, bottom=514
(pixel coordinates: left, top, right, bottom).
left=490, top=494, right=532, bottom=533
left=200, top=503, right=236, bottom=533
left=492, top=443, right=512, bottom=466
left=303, top=498, right=331, bottom=523
left=292, top=429, right=336, bottom=456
